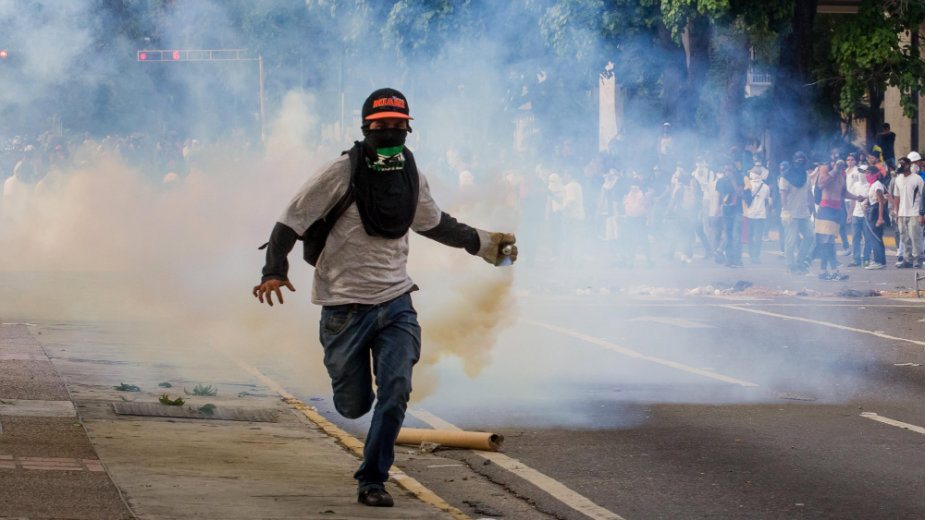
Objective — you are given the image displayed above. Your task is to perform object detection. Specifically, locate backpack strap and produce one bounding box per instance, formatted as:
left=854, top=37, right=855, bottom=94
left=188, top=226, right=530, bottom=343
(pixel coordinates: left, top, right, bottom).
left=300, top=153, right=355, bottom=266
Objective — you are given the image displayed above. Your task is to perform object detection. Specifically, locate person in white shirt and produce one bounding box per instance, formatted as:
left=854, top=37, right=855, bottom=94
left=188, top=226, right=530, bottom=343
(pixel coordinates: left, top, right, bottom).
left=863, top=167, right=888, bottom=269
left=846, top=161, right=869, bottom=266
left=779, top=154, right=815, bottom=274
left=745, top=171, right=770, bottom=263
left=692, top=158, right=722, bottom=260
left=890, top=158, right=924, bottom=268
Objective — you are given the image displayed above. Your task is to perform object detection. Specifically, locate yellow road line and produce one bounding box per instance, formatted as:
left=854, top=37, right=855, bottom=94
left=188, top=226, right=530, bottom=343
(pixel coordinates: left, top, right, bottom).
left=411, top=409, right=626, bottom=520
left=220, top=351, right=470, bottom=520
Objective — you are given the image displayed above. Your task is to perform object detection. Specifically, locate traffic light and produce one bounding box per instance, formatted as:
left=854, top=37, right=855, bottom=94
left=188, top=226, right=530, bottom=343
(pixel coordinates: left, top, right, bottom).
left=137, top=50, right=181, bottom=62
left=137, top=49, right=251, bottom=62
left=0, top=50, right=8, bottom=59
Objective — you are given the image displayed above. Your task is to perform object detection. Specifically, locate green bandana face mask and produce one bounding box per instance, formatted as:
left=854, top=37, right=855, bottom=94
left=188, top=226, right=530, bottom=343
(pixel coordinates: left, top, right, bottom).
left=376, top=145, right=404, bottom=157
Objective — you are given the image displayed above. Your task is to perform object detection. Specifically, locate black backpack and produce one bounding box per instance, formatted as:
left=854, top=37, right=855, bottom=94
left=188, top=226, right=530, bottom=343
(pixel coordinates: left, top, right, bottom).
left=258, top=152, right=355, bottom=267
left=301, top=186, right=354, bottom=266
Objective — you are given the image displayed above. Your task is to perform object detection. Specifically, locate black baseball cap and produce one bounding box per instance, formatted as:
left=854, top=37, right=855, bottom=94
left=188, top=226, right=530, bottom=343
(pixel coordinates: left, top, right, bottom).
left=362, top=88, right=412, bottom=122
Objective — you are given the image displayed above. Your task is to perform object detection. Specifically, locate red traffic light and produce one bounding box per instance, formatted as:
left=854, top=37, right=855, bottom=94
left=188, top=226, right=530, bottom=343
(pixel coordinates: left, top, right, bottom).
left=172, top=51, right=180, bottom=60
left=138, top=51, right=148, bottom=61
left=0, top=50, right=8, bottom=59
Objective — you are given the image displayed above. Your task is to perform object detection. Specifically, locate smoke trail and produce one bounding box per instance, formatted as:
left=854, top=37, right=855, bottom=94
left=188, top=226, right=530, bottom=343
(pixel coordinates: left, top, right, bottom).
left=0, top=1, right=874, bottom=425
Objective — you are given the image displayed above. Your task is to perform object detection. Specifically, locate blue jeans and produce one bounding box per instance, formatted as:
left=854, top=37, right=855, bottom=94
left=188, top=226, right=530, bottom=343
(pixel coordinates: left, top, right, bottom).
left=319, top=293, right=421, bottom=492
left=863, top=206, right=886, bottom=265
left=851, top=218, right=865, bottom=263
left=722, top=214, right=742, bottom=264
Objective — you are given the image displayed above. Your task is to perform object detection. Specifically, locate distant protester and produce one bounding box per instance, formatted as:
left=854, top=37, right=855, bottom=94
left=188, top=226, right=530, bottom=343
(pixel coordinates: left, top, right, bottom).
left=863, top=166, right=888, bottom=270
left=779, top=156, right=814, bottom=274
left=715, top=165, right=743, bottom=267
left=890, top=159, right=924, bottom=268
left=812, top=162, right=849, bottom=281
left=744, top=170, right=770, bottom=264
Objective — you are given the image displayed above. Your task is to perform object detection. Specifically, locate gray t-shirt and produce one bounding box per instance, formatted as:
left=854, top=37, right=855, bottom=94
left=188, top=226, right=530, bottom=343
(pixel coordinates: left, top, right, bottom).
left=279, top=154, right=443, bottom=306
left=778, top=176, right=812, bottom=219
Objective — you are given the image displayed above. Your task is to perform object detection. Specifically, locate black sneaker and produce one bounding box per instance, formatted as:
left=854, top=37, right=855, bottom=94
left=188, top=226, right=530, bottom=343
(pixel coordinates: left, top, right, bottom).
left=358, top=488, right=394, bottom=507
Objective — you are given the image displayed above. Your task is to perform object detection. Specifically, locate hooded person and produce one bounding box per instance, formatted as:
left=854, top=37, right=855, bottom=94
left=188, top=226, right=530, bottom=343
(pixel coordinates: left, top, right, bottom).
left=778, top=156, right=814, bottom=273
left=252, top=88, right=517, bottom=508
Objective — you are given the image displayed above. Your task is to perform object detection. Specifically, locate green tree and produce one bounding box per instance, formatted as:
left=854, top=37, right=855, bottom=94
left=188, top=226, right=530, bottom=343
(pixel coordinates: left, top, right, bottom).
left=661, top=0, right=791, bottom=150
left=829, top=0, right=925, bottom=145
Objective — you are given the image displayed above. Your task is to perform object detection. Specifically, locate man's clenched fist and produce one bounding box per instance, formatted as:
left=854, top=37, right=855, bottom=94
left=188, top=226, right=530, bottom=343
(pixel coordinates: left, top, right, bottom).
left=481, top=232, right=518, bottom=266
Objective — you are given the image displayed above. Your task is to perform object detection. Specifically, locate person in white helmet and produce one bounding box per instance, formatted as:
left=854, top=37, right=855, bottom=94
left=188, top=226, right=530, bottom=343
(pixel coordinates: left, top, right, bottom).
left=907, top=151, right=923, bottom=179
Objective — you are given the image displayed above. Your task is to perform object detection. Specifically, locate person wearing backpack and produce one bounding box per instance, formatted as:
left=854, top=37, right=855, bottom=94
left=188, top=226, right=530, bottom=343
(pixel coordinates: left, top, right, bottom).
left=252, top=88, right=517, bottom=508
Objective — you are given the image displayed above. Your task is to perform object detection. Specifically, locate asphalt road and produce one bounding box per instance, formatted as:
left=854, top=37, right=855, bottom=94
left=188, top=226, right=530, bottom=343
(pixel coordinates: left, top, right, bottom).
left=3, top=254, right=924, bottom=519
left=294, top=260, right=925, bottom=520
left=431, top=296, right=925, bottom=520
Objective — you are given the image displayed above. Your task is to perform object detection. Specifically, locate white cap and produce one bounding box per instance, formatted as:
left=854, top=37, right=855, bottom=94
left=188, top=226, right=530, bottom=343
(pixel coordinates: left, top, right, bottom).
left=907, top=151, right=922, bottom=162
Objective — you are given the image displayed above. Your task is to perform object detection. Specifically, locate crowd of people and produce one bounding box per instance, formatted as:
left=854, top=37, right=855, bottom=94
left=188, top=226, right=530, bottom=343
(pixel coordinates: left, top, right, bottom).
left=3, top=123, right=924, bottom=282
left=439, top=122, right=925, bottom=280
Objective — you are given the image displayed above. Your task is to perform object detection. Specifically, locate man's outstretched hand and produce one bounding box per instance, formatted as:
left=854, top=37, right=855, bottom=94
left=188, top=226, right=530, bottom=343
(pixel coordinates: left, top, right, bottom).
left=481, top=232, right=518, bottom=266
left=252, top=279, right=296, bottom=306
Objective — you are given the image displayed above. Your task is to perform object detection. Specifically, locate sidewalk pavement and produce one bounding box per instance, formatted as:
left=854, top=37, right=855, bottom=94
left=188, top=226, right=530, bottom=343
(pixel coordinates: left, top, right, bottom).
left=0, top=321, right=453, bottom=519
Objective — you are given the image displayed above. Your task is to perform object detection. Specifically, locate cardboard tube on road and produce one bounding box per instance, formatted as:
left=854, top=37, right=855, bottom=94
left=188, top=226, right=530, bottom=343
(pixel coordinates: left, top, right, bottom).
left=396, top=428, right=504, bottom=451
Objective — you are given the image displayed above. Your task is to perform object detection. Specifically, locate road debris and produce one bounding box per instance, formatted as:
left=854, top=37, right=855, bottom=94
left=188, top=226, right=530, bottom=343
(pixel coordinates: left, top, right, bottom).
left=835, top=289, right=881, bottom=298
left=159, top=394, right=185, bottom=406
left=731, top=280, right=753, bottom=292
left=416, top=442, right=441, bottom=454
left=113, top=382, right=141, bottom=392
left=778, top=393, right=817, bottom=402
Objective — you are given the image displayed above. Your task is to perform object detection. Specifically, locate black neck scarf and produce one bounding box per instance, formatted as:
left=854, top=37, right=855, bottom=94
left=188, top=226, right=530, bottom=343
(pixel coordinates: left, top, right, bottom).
left=783, top=161, right=807, bottom=188
left=347, top=140, right=419, bottom=239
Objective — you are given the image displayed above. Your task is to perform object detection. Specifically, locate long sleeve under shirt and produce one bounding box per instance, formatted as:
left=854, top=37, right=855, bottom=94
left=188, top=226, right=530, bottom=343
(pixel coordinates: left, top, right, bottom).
left=262, top=154, right=489, bottom=306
